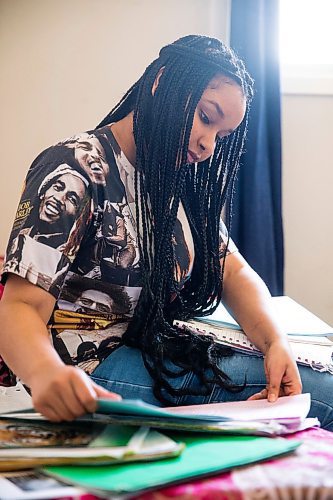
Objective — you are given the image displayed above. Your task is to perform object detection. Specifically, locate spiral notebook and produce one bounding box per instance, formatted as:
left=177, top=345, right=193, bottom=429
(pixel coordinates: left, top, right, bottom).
left=174, top=297, right=333, bottom=373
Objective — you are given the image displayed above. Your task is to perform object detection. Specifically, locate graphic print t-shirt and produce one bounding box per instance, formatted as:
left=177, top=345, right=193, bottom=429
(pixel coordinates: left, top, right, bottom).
left=2, top=126, right=237, bottom=374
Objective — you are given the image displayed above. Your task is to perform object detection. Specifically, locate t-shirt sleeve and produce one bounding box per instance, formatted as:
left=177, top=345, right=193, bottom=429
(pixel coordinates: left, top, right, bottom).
left=1, top=152, right=93, bottom=299
left=218, top=218, right=238, bottom=258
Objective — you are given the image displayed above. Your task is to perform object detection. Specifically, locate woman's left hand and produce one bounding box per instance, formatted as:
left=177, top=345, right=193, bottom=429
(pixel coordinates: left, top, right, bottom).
left=248, top=339, right=302, bottom=402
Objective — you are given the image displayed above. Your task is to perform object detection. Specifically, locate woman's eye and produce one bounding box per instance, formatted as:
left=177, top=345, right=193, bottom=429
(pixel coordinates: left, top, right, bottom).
left=200, top=110, right=210, bottom=125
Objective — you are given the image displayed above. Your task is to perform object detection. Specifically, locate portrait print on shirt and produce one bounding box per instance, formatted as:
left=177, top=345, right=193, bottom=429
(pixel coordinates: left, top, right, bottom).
left=58, top=129, right=140, bottom=286
left=60, top=133, right=110, bottom=186
left=52, top=273, right=142, bottom=373
left=99, top=200, right=140, bottom=286
left=4, top=163, right=91, bottom=294
left=58, top=273, right=135, bottom=317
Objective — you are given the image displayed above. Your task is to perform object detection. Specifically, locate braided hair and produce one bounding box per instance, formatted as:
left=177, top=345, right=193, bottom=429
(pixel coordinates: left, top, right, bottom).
left=96, top=35, right=254, bottom=404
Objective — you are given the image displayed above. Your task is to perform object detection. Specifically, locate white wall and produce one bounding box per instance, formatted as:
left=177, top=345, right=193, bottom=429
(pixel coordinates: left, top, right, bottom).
left=282, top=94, right=333, bottom=324
left=0, top=0, right=230, bottom=248
left=1, top=0, right=332, bottom=324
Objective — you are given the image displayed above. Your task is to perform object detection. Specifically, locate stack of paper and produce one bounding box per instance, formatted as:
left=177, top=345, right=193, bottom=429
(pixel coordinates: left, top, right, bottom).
left=2, top=393, right=318, bottom=437
left=0, top=395, right=312, bottom=498
left=0, top=418, right=183, bottom=471
left=43, top=434, right=301, bottom=498
left=94, top=393, right=318, bottom=435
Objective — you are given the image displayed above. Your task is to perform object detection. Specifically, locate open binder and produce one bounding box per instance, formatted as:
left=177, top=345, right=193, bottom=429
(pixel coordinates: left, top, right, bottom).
left=174, top=296, right=333, bottom=372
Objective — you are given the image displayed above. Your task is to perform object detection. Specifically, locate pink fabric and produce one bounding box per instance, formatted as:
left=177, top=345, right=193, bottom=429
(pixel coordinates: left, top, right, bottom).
left=138, top=427, right=333, bottom=500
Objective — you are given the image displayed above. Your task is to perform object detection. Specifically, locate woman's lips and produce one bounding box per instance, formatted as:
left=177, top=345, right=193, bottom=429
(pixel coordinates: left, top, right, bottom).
left=187, top=151, right=199, bottom=163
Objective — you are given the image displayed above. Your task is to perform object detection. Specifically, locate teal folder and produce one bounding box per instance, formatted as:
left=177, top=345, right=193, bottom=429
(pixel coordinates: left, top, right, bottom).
left=44, top=433, right=301, bottom=496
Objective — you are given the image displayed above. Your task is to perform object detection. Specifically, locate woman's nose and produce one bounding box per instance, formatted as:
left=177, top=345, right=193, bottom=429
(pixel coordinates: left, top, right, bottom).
left=199, top=135, right=216, bottom=158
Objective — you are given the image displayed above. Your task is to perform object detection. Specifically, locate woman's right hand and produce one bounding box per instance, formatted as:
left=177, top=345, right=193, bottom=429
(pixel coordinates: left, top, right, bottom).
left=0, top=275, right=121, bottom=422
left=29, top=364, right=121, bottom=422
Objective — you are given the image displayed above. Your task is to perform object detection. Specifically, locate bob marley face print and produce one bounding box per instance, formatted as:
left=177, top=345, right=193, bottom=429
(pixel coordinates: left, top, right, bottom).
left=36, top=164, right=89, bottom=235
left=2, top=163, right=91, bottom=294
left=62, top=133, right=110, bottom=186
left=39, top=172, right=86, bottom=224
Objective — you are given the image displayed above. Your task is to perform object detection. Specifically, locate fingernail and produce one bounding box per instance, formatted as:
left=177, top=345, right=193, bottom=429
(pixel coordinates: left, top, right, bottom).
left=268, top=393, right=276, bottom=402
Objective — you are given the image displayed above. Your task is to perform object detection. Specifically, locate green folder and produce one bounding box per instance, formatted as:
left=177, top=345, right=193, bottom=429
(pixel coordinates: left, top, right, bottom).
left=97, top=398, right=230, bottom=421
left=44, top=433, right=301, bottom=496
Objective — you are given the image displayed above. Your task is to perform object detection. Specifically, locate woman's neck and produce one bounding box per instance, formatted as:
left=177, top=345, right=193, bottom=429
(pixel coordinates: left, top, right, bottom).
left=110, top=112, right=136, bottom=166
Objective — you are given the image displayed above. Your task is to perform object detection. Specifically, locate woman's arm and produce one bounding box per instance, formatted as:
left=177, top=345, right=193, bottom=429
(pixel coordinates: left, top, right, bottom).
left=222, top=252, right=302, bottom=401
left=0, top=274, right=120, bottom=421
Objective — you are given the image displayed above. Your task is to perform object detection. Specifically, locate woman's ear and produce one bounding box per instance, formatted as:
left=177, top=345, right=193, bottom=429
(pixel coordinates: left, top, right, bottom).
left=152, top=67, right=165, bottom=96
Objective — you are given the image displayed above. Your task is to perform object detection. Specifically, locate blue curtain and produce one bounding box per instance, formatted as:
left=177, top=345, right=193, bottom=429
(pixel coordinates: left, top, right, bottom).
left=230, top=0, right=283, bottom=295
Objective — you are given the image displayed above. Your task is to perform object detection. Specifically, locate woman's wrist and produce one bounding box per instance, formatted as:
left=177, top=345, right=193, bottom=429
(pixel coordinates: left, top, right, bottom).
left=261, top=335, right=291, bottom=355
left=244, top=318, right=289, bottom=355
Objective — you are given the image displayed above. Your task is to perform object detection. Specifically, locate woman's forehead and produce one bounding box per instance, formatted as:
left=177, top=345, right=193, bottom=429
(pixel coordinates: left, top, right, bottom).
left=207, top=73, right=241, bottom=91
left=201, top=76, right=245, bottom=109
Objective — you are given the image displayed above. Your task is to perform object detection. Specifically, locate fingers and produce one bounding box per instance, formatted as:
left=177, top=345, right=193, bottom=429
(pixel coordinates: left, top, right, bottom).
left=33, top=367, right=123, bottom=422
left=33, top=371, right=89, bottom=422
left=70, top=371, right=122, bottom=416
left=264, top=342, right=303, bottom=402
left=267, top=380, right=280, bottom=403
left=247, top=388, right=268, bottom=401
left=69, top=370, right=99, bottom=415
left=40, top=405, right=64, bottom=423
left=92, top=381, right=122, bottom=401
left=279, top=367, right=302, bottom=397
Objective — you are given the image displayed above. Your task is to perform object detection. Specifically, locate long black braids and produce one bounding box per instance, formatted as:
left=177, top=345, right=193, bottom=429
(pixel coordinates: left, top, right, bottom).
left=96, top=35, right=254, bottom=404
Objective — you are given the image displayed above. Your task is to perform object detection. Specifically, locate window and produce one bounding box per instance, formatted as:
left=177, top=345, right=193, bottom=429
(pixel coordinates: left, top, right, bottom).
left=279, top=0, right=333, bottom=95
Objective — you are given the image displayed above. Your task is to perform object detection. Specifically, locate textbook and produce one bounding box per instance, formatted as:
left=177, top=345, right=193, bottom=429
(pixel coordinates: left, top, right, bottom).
left=2, top=393, right=319, bottom=437
left=0, top=418, right=183, bottom=471
left=174, top=296, right=333, bottom=372
left=43, top=433, right=301, bottom=498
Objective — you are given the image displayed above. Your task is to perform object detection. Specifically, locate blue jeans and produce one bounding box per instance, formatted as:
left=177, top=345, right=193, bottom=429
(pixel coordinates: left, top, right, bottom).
left=91, top=345, right=333, bottom=431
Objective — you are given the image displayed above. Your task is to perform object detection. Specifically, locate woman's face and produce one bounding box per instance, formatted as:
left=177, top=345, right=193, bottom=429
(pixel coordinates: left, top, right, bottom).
left=188, top=75, right=246, bottom=163
left=39, top=173, right=86, bottom=223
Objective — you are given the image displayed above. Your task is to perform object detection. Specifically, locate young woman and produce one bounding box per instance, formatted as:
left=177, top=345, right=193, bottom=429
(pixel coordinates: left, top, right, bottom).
left=0, top=35, right=332, bottom=428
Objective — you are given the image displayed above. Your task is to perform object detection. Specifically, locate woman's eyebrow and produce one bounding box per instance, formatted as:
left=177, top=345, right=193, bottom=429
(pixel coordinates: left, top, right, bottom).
left=207, top=99, right=224, bottom=118
left=206, top=100, right=235, bottom=135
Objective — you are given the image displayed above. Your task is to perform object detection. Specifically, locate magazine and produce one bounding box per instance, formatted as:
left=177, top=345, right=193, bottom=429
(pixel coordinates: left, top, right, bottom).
left=0, top=418, right=183, bottom=471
